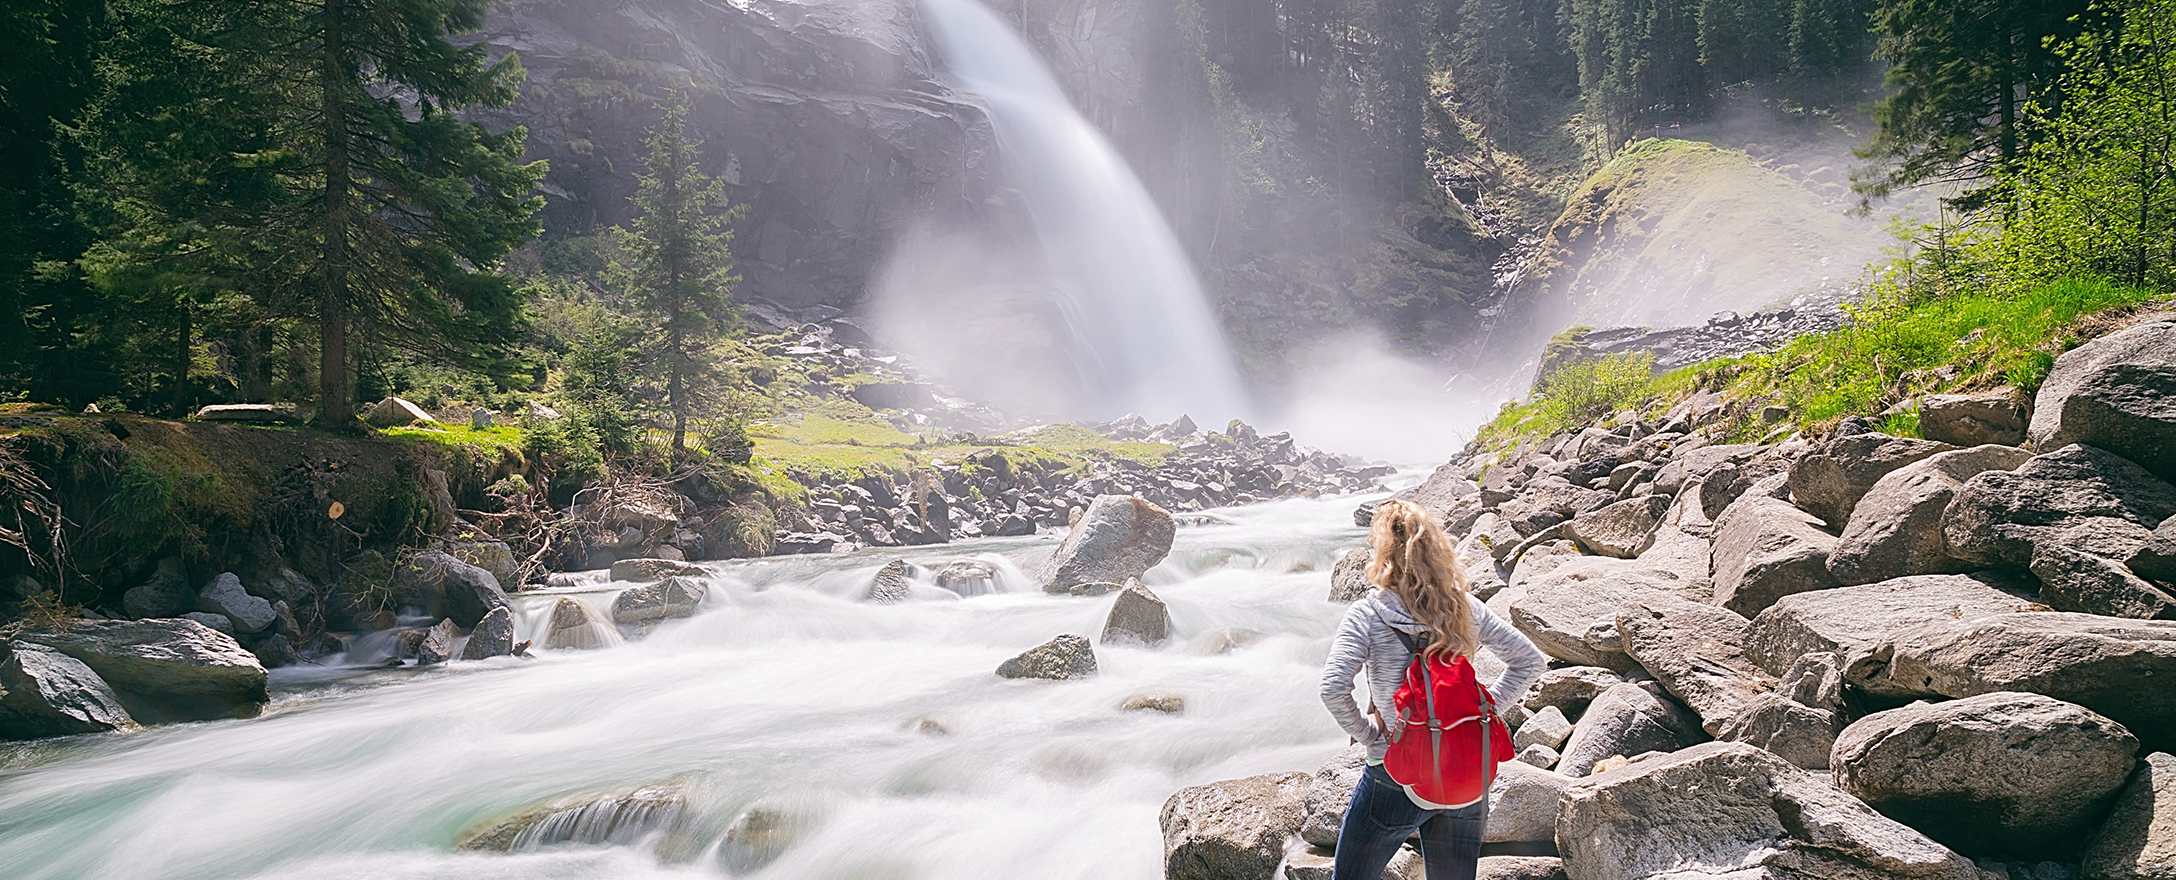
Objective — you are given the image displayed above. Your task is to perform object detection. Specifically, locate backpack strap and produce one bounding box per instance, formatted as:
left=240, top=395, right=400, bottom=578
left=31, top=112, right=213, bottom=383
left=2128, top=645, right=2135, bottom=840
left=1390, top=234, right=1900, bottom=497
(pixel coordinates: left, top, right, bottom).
left=1387, top=628, right=1445, bottom=780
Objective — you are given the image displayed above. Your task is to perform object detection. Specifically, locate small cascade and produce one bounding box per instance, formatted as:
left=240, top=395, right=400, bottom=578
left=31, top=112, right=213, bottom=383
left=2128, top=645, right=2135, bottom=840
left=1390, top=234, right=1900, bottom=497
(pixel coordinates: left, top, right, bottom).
left=507, top=784, right=688, bottom=851
left=511, top=591, right=625, bottom=651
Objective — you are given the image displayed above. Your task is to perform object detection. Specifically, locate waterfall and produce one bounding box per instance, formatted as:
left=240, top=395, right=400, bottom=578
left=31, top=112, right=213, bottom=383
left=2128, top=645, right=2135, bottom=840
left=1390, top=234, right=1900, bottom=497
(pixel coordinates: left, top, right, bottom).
left=917, top=0, right=1250, bottom=422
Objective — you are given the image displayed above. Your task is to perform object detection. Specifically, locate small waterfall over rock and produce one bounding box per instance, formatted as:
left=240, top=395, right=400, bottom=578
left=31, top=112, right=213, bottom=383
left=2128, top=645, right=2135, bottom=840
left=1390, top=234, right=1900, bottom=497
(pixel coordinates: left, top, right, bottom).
left=917, top=0, right=1250, bottom=422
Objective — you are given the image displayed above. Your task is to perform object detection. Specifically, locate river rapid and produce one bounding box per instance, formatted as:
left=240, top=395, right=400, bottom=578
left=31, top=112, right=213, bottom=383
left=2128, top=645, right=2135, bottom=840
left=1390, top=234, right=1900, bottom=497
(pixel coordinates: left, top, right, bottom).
left=0, top=491, right=1387, bottom=880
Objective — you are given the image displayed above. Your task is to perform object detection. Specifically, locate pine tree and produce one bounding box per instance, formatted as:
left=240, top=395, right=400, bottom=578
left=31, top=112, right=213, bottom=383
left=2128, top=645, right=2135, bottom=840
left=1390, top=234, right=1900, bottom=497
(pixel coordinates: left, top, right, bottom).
left=607, top=91, right=746, bottom=456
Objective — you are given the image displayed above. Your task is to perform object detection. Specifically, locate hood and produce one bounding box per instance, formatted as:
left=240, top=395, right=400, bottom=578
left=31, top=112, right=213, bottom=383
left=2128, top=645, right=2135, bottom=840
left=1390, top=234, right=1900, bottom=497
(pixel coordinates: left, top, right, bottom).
left=1363, top=590, right=1432, bottom=635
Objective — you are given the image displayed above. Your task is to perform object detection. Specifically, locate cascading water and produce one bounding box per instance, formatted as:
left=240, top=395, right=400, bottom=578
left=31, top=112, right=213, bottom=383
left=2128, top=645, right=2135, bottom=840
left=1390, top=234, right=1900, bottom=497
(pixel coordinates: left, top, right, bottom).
left=916, top=0, right=1250, bottom=423
left=0, top=493, right=1392, bottom=879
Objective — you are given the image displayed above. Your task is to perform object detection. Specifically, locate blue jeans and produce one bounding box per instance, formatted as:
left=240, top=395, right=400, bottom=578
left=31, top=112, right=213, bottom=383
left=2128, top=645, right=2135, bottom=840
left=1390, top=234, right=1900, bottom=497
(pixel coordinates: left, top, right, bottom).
left=1332, top=763, right=1484, bottom=880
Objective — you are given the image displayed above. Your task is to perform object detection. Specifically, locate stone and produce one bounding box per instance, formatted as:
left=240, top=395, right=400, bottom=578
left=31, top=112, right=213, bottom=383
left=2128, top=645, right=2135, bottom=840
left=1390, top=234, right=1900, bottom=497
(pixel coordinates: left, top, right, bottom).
left=1386, top=462, right=1483, bottom=528
left=1328, top=546, right=1373, bottom=603
left=1498, top=478, right=1612, bottom=536
left=15, top=618, right=267, bottom=722
left=0, top=642, right=135, bottom=739
left=1509, top=667, right=1625, bottom=727
left=1467, top=512, right=1523, bottom=564
left=1556, top=741, right=1985, bottom=880
left=1786, top=429, right=1956, bottom=525
left=1944, top=444, right=2176, bottom=568
left=1299, top=744, right=1366, bottom=847
left=608, top=557, right=704, bottom=583
left=457, top=782, right=688, bottom=851
left=196, top=572, right=276, bottom=634
left=1554, top=682, right=1704, bottom=777
left=610, top=576, right=707, bottom=624
left=1829, top=444, right=2034, bottom=585
left=1833, top=692, right=2139, bottom=858
left=1654, top=443, right=1766, bottom=498
left=1616, top=593, right=1774, bottom=734
left=397, top=550, right=512, bottom=628
left=1514, top=705, right=1574, bottom=751
left=1487, top=759, right=1577, bottom=844
left=866, top=559, right=914, bottom=604
left=362, top=396, right=436, bottom=427
left=445, top=538, right=520, bottom=589
left=718, top=803, right=816, bottom=873
left=460, top=606, right=517, bottom=660
left=469, top=409, right=495, bottom=429
left=1744, top=572, right=2038, bottom=676
left=1716, top=693, right=1839, bottom=769
left=1044, top=495, right=1175, bottom=593
left=1121, top=693, right=1185, bottom=714
left=543, top=598, right=604, bottom=650
left=1516, top=744, right=1560, bottom=768
left=1848, top=613, right=2176, bottom=747
left=1508, top=555, right=1704, bottom=671
left=121, top=557, right=193, bottom=618
left=2030, top=544, right=2176, bottom=619
left=2029, top=320, right=2176, bottom=480
left=1101, top=580, right=1171, bottom=646
left=415, top=618, right=460, bottom=666
left=2083, top=751, right=2176, bottom=880
left=996, top=634, right=1097, bottom=680
left=180, top=611, right=233, bottom=636
left=1282, top=843, right=1422, bottom=880
left=1563, top=494, right=1669, bottom=558
left=933, top=559, right=999, bottom=597
left=1920, top=388, right=2028, bottom=446
left=1708, top=493, right=1839, bottom=617
left=1158, top=771, right=1308, bottom=880
left=1478, top=856, right=1567, bottom=880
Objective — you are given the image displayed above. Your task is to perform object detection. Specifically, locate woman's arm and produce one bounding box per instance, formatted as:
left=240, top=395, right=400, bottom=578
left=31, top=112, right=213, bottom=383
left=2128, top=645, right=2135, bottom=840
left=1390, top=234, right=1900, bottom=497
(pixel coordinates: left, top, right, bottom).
left=1471, top=595, right=1546, bottom=707
left=1319, top=603, right=1381, bottom=745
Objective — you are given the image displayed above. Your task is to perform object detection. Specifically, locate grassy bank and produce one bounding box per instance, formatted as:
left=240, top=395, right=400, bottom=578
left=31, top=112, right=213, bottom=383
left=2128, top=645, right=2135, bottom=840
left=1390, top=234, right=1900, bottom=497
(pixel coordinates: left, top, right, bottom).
left=747, top=405, right=1172, bottom=488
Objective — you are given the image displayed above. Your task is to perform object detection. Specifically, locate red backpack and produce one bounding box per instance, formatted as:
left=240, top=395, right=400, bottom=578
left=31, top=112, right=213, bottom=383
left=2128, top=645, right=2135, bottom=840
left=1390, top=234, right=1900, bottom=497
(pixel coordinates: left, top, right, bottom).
left=1381, top=628, right=1513, bottom=810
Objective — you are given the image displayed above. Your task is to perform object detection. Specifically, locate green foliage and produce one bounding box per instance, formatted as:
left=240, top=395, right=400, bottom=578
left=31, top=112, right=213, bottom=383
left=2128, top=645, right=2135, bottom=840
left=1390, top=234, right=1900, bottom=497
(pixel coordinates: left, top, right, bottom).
left=521, top=413, right=608, bottom=501
left=1477, top=353, right=1659, bottom=447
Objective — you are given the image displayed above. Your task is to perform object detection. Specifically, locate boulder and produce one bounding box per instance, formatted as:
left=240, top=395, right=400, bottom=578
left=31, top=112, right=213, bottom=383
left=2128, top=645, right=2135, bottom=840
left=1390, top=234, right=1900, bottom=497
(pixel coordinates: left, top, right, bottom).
left=1456, top=529, right=1510, bottom=600
left=1478, top=856, right=1567, bottom=880
left=415, top=618, right=460, bottom=666
left=1515, top=706, right=1574, bottom=752
left=1387, top=463, right=1484, bottom=528
left=1158, top=771, right=1308, bottom=880
left=1044, top=495, right=1176, bottom=593
left=192, top=403, right=298, bottom=423
left=1517, top=744, right=1561, bottom=768
left=1506, top=667, right=1624, bottom=728
left=1848, top=613, right=2176, bottom=747
left=1468, top=512, right=1523, bottom=564
left=1284, top=845, right=1422, bottom=879
left=1920, top=388, right=2028, bottom=447
left=15, top=618, right=267, bottom=721
left=121, top=557, right=193, bottom=618
left=1828, top=444, right=2034, bottom=585
left=1943, top=444, right=2176, bottom=568
left=996, top=634, right=1097, bottom=680
left=363, top=396, right=436, bottom=427
left=1786, top=428, right=1956, bottom=525
left=1833, top=692, right=2140, bottom=859
left=1299, top=744, right=1366, bottom=847
left=1708, top=493, right=1839, bottom=617
left=180, top=611, right=233, bottom=636
left=1329, top=546, right=1373, bottom=603
left=1101, top=580, right=1171, bottom=646
left=718, top=802, right=816, bottom=873
left=1555, top=741, right=1986, bottom=880
left=1744, top=573, right=2038, bottom=676
left=2083, top=751, right=2176, bottom=880
left=543, top=598, right=603, bottom=650
left=1563, top=494, right=1669, bottom=559
left=1616, top=593, right=1774, bottom=734
left=610, top=576, right=707, bottom=624
left=196, top=573, right=276, bottom=634
left=460, top=606, right=517, bottom=660
left=1122, top=693, right=1185, bottom=714
left=933, top=559, right=999, bottom=597
left=1715, top=693, right=1839, bottom=770
left=1653, top=443, right=1766, bottom=498
left=397, top=551, right=512, bottom=628
left=444, top=537, right=520, bottom=589
left=0, top=642, right=135, bottom=739
left=1488, top=759, right=1577, bottom=844
left=608, top=557, right=705, bottom=583
left=1554, top=682, right=1704, bottom=777
left=2028, top=320, right=2176, bottom=480
left=865, top=559, right=914, bottom=604
left=457, top=782, right=688, bottom=851
left=2030, top=544, right=2176, bottom=619
left=1499, top=479, right=1612, bottom=536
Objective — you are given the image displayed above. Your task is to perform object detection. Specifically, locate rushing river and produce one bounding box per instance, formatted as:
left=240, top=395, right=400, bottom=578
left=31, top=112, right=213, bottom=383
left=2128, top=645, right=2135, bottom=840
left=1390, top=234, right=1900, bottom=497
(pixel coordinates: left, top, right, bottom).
left=0, top=491, right=1386, bottom=880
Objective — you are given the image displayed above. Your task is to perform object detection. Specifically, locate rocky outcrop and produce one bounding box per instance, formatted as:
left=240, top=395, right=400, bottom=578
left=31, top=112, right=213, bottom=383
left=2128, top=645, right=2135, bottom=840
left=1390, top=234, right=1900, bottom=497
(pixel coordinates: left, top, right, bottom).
left=1044, top=495, right=1175, bottom=593
left=1942, top=444, right=2176, bottom=567
left=2029, top=320, right=2176, bottom=480
left=1708, top=490, right=1838, bottom=616
left=1555, top=741, right=1985, bottom=880
left=1554, top=682, right=1704, bottom=777
left=996, top=634, right=1097, bottom=680
left=2084, top=751, right=2176, bottom=880
left=610, top=576, right=708, bottom=625
left=1616, top=593, right=1773, bottom=734
left=1743, top=573, right=2037, bottom=676
left=16, top=618, right=267, bottom=722
left=1328, top=547, right=1372, bottom=603
left=1918, top=388, right=2027, bottom=446
left=1785, top=426, right=1955, bottom=526
left=1158, top=772, right=1308, bottom=880
left=1832, top=691, right=2139, bottom=858
left=1828, top=444, right=2033, bottom=585
left=0, top=642, right=135, bottom=739
left=1100, top=580, right=1171, bottom=646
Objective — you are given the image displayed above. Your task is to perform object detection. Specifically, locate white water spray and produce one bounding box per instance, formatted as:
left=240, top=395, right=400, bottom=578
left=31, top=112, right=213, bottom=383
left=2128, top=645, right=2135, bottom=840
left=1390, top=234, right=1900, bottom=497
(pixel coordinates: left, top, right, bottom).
left=916, top=0, right=1250, bottom=422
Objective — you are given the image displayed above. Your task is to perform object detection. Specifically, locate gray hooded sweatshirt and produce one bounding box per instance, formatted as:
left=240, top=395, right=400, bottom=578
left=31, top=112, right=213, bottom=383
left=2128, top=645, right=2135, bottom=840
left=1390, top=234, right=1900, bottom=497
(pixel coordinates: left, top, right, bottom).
left=1320, top=589, right=1547, bottom=763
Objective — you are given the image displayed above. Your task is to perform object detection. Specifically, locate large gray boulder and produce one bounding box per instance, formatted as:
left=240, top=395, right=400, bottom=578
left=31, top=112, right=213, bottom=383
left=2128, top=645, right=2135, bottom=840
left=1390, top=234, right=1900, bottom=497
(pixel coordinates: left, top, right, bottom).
left=1101, top=580, right=1171, bottom=646
left=1616, top=593, right=1774, bottom=734
left=1554, top=682, right=1704, bottom=777
left=1386, top=463, right=1484, bottom=529
left=1507, top=497, right=1712, bottom=672
left=1499, top=478, right=1612, bottom=536
left=1283, top=845, right=1421, bottom=880
left=1564, top=494, right=1670, bottom=559
left=414, top=618, right=460, bottom=666
left=2029, top=544, right=2176, bottom=619
left=0, top=642, right=135, bottom=739
left=2083, top=751, right=2176, bottom=880
left=1555, top=741, right=1986, bottom=880
left=1744, top=573, right=2038, bottom=676
left=1505, top=666, right=1625, bottom=728
left=1708, top=492, right=1839, bottom=617
left=460, top=606, right=517, bottom=660
left=1828, top=444, right=2034, bottom=585
left=1716, top=693, right=1840, bottom=770
left=16, top=619, right=267, bottom=722
left=608, top=556, right=705, bottom=583
left=1328, top=546, right=1372, bottom=603
left=1848, top=612, right=2176, bottom=747
left=196, top=572, right=276, bottom=634
left=1158, top=772, right=1308, bottom=880
left=610, top=576, right=707, bottom=624
left=1920, top=388, right=2028, bottom=447
left=1787, top=428, right=1957, bottom=526
left=2132, top=515, right=2176, bottom=583
left=121, top=557, right=193, bottom=618
left=997, top=634, right=1097, bottom=680
left=1488, top=758, right=1577, bottom=844
left=542, top=598, right=603, bottom=650
left=1832, top=692, right=2139, bottom=859
left=1653, top=442, right=1766, bottom=499
left=1299, top=745, right=1366, bottom=847
left=1044, top=495, right=1176, bottom=593
left=2029, top=319, right=2176, bottom=480
left=1478, top=857, right=1567, bottom=880
left=865, top=559, right=914, bottom=604
left=398, top=550, right=512, bottom=628
left=444, top=537, right=520, bottom=588
left=1943, top=444, right=2176, bottom=568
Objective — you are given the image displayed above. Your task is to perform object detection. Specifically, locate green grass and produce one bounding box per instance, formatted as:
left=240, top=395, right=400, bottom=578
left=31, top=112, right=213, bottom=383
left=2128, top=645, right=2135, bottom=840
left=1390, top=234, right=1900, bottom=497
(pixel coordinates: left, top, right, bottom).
left=380, top=422, right=528, bottom=454
left=747, top=413, right=1177, bottom=484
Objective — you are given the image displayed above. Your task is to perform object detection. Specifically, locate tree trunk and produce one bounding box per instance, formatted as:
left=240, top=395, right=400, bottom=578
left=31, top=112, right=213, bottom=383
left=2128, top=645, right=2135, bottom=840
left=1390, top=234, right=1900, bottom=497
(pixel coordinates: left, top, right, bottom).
left=169, top=301, right=191, bottom=416
left=314, top=0, right=355, bottom=430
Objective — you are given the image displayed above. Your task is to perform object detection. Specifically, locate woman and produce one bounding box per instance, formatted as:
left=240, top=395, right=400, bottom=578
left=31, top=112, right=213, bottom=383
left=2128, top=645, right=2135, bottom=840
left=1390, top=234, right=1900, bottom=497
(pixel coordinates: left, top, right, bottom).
left=1319, top=499, right=1547, bottom=880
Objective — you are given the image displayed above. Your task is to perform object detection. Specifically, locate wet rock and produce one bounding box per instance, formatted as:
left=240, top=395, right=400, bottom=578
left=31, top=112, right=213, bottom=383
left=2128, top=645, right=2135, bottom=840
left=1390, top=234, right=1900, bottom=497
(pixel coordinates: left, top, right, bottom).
left=0, top=642, right=135, bottom=739
left=996, top=634, right=1097, bottom=680
left=363, top=396, right=436, bottom=427
left=2030, top=544, right=2176, bottom=619
left=1829, top=444, right=2034, bottom=585
left=865, top=559, right=914, bottom=604
left=1556, top=741, right=1985, bottom=880
left=1044, top=495, right=1175, bottom=593
left=611, top=576, right=707, bottom=624
left=16, top=618, right=267, bottom=722
left=444, top=537, right=520, bottom=589
left=397, top=551, right=512, bottom=628
left=1487, top=759, right=1576, bottom=844
left=933, top=559, right=999, bottom=597
left=1849, top=613, right=2176, bottom=746
left=460, top=606, right=517, bottom=660
left=1122, top=693, right=1185, bottom=714
left=1786, top=428, right=1956, bottom=525
left=1716, top=693, right=1839, bottom=770
left=1616, top=593, right=1773, bottom=734
left=718, top=803, right=817, bottom=873
left=1920, top=388, right=2028, bottom=446
left=196, top=572, right=276, bottom=634
left=1299, top=744, right=1366, bottom=847
left=1100, top=580, right=1171, bottom=646
left=1158, top=771, right=1308, bottom=880
left=1514, top=706, right=1573, bottom=751
left=1328, top=546, right=1373, bottom=603
left=2083, top=751, right=2176, bottom=880
left=1708, top=491, right=1839, bottom=617
left=1564, top=494, right=1669, bottom=558
left=2029, top=319, right=2176, bottom=480
left=415, top=619, right=460, bottom=666
left=1744, top=572, right=2038, bottom=676
left=608, top=557, right=705, bottom=583
left=543, top=598, right=602, bottom=650
left=1944, top=444, right=2176, bottom=568
left=121, top=557, right=193, bottom=618
left=457, top=782, right=688, bottom=852
left=1555, top=682, right=1704, bottom=777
